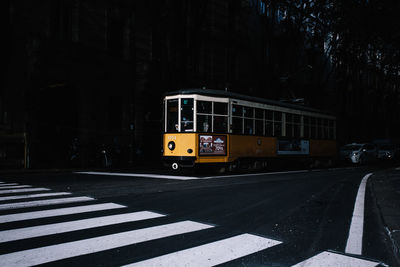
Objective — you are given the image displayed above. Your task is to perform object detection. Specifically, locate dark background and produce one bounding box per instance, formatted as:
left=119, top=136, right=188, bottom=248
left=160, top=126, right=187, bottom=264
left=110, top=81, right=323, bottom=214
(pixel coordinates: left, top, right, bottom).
left=1, top=0, right=399, bottom=168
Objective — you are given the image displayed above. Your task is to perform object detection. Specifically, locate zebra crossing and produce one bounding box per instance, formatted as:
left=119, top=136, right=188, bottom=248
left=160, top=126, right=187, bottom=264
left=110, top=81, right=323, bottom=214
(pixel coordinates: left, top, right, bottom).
left=0, top=179, right=381, bottom=266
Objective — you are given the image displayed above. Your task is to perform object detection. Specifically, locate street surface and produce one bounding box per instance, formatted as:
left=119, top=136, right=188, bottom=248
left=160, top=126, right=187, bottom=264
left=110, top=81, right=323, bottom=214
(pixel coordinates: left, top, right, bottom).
left=0, top=165, right=398, bottom=266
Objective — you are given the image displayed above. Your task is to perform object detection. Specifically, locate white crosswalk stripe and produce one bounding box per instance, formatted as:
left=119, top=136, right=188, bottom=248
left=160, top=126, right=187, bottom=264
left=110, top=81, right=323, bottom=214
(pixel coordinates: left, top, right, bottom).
left=0, top=192, right=71, bottom=202
left=125, top=233, right=282, bottom=267
left=0, top=188, right=51, bottom=195
left=0, top=211, right=166, bottom=243
left=0, top=185, right=32, bottom=190
left=0, top=183, right=19, bottom=187
left=0, top=196, right=94, bottom=210
left=0, top=203, right=126, bottom=223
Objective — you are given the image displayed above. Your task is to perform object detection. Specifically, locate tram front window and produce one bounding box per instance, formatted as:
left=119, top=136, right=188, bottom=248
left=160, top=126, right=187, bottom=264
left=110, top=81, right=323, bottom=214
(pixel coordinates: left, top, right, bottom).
left=167, top=99, right=179, bottom=132
left=181, top=98, right=194, bottom=132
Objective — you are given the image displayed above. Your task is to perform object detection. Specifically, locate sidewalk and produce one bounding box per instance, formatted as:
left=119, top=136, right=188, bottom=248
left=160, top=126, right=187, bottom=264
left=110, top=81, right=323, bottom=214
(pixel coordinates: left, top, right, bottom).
left=370, top=167, right=400, bottom=264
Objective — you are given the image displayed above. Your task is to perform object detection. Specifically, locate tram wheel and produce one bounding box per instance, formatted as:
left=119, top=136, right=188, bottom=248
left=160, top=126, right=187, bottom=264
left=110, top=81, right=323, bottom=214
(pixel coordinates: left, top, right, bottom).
left=217, top=166, right=227, bottom=174
left=251, top=161, right=262, bottom=171
left=171, top=162, right=179, bottom=170
left=228, top=162, right=237, bottom=172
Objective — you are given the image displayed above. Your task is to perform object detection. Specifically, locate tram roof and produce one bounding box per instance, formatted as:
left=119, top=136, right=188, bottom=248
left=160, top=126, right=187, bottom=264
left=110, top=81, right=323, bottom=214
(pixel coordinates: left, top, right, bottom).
left=165, top=89, right=335, bottom=117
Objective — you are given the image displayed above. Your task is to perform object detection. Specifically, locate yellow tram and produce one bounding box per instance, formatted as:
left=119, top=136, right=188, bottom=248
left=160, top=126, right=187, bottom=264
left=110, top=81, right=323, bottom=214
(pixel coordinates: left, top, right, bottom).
left=162, top=89, right=337, bottom=170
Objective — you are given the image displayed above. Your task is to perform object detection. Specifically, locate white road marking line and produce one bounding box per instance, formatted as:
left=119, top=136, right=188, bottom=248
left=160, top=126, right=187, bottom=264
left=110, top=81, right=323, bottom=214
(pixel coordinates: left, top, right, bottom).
left=0, top=211, right=165, bottom=243
left=0, top=196, right=94, bottom=211
left=0, top=203, right=125, bottom=223
left=345, top=173, right=372, bottom=255
left=0, top=220, right=213, bottom=267
left=77, top=167, right=356, bottom=180
left=0, top=185, right=32, bottom=190
left=291, top=251, right=379, bottom=267
left=76, top=171, right=198, bottom=180
left=125, top=233, right=282, bottom=267
left=0, top=188, right=51, bottom=195
left=395, top=167, right=400, bottom=170
left=0, top=192, right=72, bottom=202
left=204, top=170, right=309, bottom=179
left=0, top=183, right=19, bottom=187
left=77, top=170, right=310, bottom=180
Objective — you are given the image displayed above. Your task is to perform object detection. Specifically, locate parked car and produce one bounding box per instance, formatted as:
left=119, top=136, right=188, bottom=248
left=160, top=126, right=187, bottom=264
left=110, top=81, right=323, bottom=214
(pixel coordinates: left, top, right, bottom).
left=377, top=143, right=399, bottom=161
left=340, top=143, right=378, bottom=164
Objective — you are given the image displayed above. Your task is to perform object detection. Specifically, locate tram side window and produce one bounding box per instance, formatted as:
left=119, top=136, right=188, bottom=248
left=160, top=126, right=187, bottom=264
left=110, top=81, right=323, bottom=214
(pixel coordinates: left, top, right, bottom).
left=265, top=110, right=273, bottom=136
left=293, top=114, right=300, bottom=137
left=232, top=105, right=243, bottom=134
left=318, top=118, right=323, bottom=139
left=317, top=118, right=323, bottom=139
left=213, top=102, right=228, bottom=133
left=214, top=116, right=228, bottom=133
left=214, top=102, right=228, bottom=115
left=167, top=99, right=179, bottom=132
left=328, top=120, right=334, bottom=139
left=243, top=106, right=254, bottom=118
left=244, top=106, right=254, bottom=135
left=181, top=99, right=194, bottom=132
left=232, top=117, right=242, bottom=134
left=197, top=101, right=212, bottom=113
left=197, top=114, right=212, bottom=132
left=197, top=100, right=212, bottom=132
left=310, top=117, right=316, bottom=139
left=232, top=105, right=242, bottom=116
left=323, top=119, right=329, bottom=139
left=303, top=116, right=310, bottom=138
left=274, top=112, right=282, bottom=137
left=255, top=108, right=264, bottom=136
left=286, top=113, right=293, bottom=137
left=244, top=118, right=253, bottom=135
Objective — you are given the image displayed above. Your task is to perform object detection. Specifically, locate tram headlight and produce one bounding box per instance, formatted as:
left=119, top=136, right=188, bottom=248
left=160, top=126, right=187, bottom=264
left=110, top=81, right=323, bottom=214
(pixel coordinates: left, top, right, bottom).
left=168, top=141, right=175, bottom=151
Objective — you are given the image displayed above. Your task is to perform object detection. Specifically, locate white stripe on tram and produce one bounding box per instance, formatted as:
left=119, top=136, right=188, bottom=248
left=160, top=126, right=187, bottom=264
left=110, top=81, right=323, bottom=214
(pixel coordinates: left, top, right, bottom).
left=76, top=172, right=198, bottom=180
left=345, top=173, right=372, bottom=255
left=0, top=220, right=213, bottom=267
left=125, top=233, right=282, bottom=267
left=291, top=251, right=380, bottom=267
left=0, top=196, right=94, bottom=211
left=0, top=203, right=125, bottom=224
left=0, top=192, right=72, bottom=202
left=0, top=188, right=51, bottom=195
left=0, top=183, right=19, bottom=187
left=0, top=185, right=32, bottom=190
left=0, top=211, right=166, bottom=243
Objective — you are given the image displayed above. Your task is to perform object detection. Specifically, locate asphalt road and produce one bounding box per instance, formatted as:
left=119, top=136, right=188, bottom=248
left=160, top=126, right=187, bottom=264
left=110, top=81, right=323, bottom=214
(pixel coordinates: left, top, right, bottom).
left=0, top=166, right=396, bottom=266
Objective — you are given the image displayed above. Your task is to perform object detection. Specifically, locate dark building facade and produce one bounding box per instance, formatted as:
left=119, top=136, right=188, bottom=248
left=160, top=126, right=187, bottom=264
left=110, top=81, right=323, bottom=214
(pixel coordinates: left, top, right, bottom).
left=2, top=0, right=275, bottom=168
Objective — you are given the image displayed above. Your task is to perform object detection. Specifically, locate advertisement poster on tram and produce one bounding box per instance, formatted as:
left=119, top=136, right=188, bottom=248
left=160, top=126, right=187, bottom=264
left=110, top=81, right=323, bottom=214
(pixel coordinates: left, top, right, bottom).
left=277, top=139, right=309, bottom=155
left=199, top=135, right=227, bottom=155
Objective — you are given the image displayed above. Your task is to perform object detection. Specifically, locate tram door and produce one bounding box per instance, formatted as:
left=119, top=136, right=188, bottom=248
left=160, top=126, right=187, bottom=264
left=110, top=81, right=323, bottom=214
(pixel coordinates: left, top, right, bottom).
left=166, top=99, right=178, bottom=132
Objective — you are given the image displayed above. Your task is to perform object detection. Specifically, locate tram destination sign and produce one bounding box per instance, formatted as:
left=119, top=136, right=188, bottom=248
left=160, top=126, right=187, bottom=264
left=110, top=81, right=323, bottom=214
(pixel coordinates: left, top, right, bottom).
left=199, top=135, right=227, bottom=156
